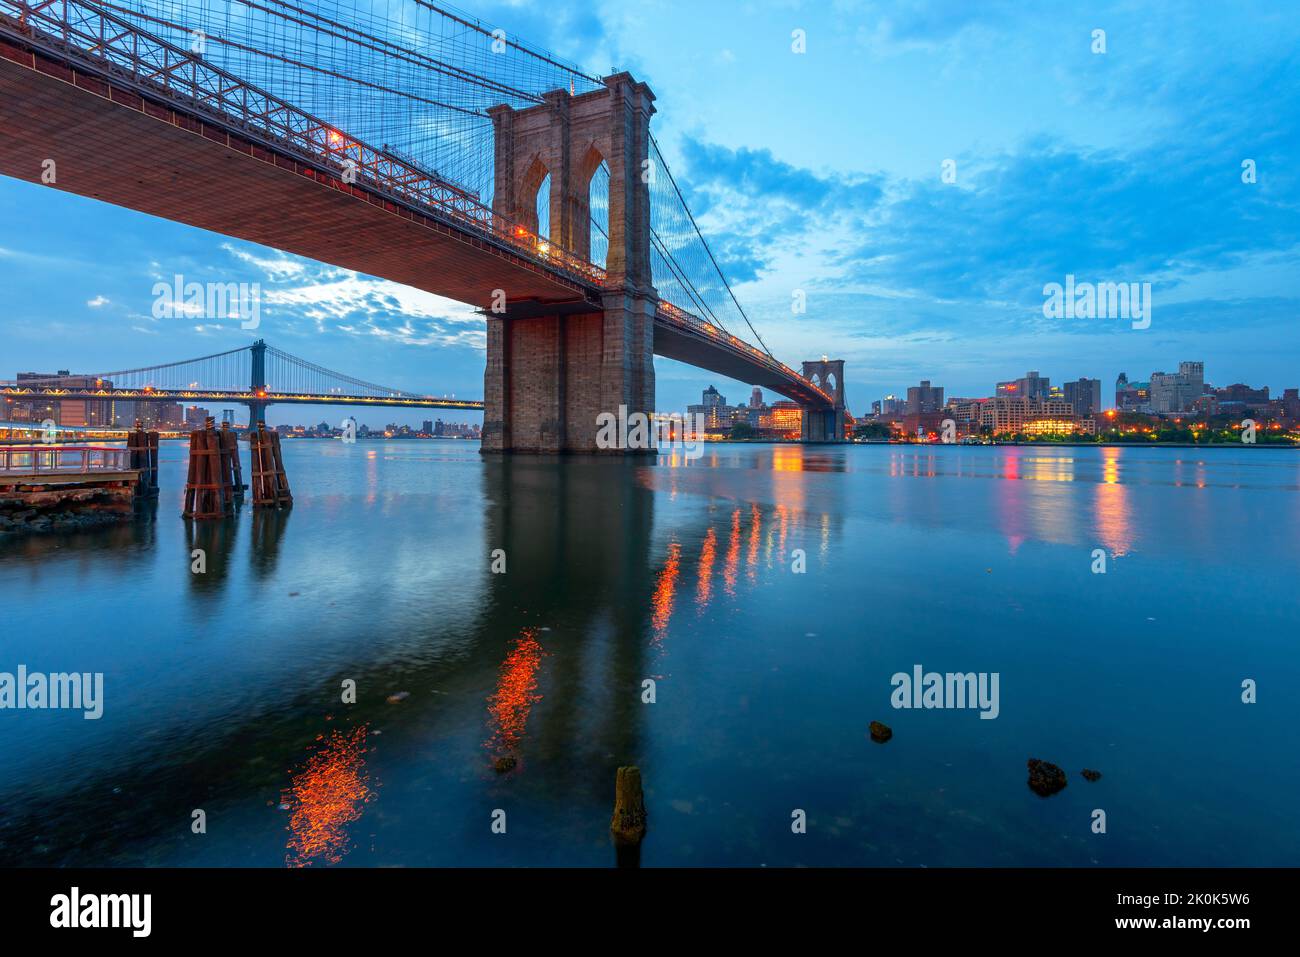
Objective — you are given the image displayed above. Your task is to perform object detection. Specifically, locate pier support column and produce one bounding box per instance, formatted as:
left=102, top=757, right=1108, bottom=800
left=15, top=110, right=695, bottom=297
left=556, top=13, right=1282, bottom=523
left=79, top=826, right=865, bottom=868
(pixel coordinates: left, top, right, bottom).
left=481, top=290, right=656, bottom=454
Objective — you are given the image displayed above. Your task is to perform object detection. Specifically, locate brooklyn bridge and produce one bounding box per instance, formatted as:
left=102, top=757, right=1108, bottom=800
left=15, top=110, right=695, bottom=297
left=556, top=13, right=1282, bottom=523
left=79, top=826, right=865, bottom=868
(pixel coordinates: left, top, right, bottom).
left=0, top=0, right=848, bottom=446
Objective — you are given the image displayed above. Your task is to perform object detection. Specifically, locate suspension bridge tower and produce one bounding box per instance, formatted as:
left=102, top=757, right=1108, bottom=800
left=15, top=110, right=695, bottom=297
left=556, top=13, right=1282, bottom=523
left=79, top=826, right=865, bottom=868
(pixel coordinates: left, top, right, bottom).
left=248, top=338, right=269, bottom=425
left=800, top=358, right=847, bottom=442
left=482, top=72, right=657, bottom=453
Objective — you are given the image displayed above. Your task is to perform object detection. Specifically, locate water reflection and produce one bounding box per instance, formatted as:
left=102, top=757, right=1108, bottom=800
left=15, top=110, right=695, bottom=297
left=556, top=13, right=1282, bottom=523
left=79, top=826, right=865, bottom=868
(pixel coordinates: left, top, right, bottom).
left=5, top=443, right=1294, bottom=868
left=185, top=517, right=239, bottom=593
left=695, top=526, right=717, bottom=611
left=723, top=508, right=741, bottom=597
left=485, top=628, right=546, bottom=769
left=250, top=508, right=291, bottom=578
left=650, top=541, right=681, bottom=649
left=284, top=724, right=373, bottom=868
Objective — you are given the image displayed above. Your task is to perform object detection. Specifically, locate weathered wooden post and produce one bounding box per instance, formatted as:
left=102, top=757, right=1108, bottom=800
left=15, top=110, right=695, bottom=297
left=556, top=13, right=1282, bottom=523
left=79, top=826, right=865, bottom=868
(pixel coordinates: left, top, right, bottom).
left=145, top=427, right=159, bottom=495
left=249, top=423, right=292, bottom=510
left=270, top=429, right=292, bottom=508
left=610, top=765, right=647, bottom=846
left=182, top=417, right=232, bottom=519
left=221, top=421, right=245, bottom=502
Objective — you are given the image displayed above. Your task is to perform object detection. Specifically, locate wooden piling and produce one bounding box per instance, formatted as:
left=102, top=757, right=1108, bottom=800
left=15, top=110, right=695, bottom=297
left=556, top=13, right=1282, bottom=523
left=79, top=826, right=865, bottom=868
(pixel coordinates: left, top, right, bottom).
left=270, top=429, right=292, bottom=508
left=128, top=420, right=159, bottom=498
left=182, top=418, right=232, bottom=519
left=249, top=423, right=292, bottom=510
left=221, top=421, right=246, bottom=502
left=610, top=766, right=647, bottom=846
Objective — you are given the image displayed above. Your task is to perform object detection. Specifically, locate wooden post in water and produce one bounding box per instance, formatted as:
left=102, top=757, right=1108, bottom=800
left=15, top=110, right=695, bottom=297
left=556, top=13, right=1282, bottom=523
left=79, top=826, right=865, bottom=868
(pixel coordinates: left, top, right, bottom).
left=146, top=427, right=159, bottom=495
left=270, top=428, right=292, bottom=508
left=610, top=766, right=647, bottom=846
left=221, top=421, right=245, bottom=502
left=183, top=417, right=232, bottom=519
left=249, top=423, right=292, bottom=510
left=128, top=420, right=158, bottom=497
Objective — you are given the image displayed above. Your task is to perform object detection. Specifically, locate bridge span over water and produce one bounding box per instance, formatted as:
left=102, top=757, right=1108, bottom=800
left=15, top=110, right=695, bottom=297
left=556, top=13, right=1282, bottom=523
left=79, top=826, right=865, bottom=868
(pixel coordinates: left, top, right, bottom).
left=0, top=0, right=848, bottom=447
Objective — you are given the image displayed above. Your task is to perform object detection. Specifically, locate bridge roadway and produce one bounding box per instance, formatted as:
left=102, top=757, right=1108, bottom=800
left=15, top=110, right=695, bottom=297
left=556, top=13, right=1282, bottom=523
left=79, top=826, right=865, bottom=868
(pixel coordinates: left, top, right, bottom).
left=0, top=386, right=484, bottom=411
left=0, top=11, right=832, bottom=411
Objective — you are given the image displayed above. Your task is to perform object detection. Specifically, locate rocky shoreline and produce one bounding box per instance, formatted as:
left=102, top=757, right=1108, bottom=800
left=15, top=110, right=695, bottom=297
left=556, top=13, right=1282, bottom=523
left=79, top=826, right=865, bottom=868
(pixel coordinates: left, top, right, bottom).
left=0, top=501, right=134, bottom=537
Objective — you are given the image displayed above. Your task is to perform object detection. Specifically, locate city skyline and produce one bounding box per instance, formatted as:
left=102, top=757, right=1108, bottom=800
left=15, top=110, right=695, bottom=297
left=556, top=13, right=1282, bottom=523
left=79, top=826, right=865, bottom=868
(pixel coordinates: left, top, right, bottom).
left=6, top=353, right=1291, bottom=428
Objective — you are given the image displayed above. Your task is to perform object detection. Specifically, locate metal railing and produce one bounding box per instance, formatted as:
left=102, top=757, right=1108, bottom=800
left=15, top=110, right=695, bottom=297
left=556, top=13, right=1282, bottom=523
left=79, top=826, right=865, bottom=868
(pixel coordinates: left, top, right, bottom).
left=0, top=0, right=832, bottom=408
left=0, top=0, right=604, bottom=286
left=0, top=446, right=131, bottom=473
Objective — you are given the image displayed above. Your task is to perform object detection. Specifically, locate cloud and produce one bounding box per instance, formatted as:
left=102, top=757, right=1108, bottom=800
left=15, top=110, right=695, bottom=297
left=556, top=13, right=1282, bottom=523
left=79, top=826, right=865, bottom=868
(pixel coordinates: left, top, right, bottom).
left=223, top=246, right=486, bottom=349
left=86, top=295, right=109, bottom=308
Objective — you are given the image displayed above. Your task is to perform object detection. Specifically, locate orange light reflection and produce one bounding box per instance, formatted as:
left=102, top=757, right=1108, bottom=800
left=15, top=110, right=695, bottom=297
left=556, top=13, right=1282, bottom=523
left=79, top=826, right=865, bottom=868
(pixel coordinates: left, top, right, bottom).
left=696, top=526, right=717, bottom=612
left=284, top=725, right=373, bottom=868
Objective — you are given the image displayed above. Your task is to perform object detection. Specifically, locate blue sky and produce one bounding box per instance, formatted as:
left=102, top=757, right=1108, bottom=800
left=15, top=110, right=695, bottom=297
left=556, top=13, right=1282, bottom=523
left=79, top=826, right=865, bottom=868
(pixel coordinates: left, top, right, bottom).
left=2, top=0, right=1297, bottom=424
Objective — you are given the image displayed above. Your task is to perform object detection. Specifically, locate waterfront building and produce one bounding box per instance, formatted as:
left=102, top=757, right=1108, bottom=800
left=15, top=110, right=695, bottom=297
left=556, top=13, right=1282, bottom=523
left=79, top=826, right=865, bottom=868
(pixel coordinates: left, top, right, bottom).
left=906, top=380, right=944, bottom=415
left=1149, top=361, right=1205, bottom=413
left=1116, top=372, right=1151, bottom=412
left=996, top=370, right=1051, bottom=402
left=1063, top=378, right=1102, bottom=416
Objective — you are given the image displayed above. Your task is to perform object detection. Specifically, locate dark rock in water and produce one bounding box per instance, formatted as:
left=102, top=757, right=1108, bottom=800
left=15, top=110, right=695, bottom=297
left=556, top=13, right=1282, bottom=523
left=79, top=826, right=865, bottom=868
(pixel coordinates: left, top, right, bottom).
left=868, top=720, right=893, bottom=743
left=493, top=755, right=517, bottom=774
left=1081, top=768, right=1102, bottom=782
left=1027, top=758, right=1068, bottom=796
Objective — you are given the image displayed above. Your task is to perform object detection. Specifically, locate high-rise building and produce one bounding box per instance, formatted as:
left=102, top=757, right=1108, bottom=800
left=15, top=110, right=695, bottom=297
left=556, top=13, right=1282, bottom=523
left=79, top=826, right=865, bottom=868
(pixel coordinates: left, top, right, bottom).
left=137, top=403, right=184, bottom=429
left=996, top=371, right=1051, bottom=402
left=1063, top=378, right=1102, bottom=416
left=978, top=396, right=1077, bottom=435
left=1115, top=372, right=1151, bottom=412
left=15, top=371, right=112, bottom=427
left=702, top=384, right=725, bottom=407
left=422, top=419, right=434, bottom=434
left=1149, top=361, right=1205, bottom=413
left=906, top=380, right=944, bottom=415
left=750, top=386, right=763, bottom=409
left=184, top=405, right=211, bottom=430
left=878, top=394, right=904, bottom=416
left=768, top=401, right=802, bottom=437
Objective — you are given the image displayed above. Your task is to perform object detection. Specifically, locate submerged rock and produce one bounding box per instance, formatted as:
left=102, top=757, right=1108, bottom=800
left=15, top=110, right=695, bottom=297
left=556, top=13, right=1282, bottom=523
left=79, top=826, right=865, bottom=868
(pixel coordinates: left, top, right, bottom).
left=1027, top=758, right=1067, bottom=797
left=385, top=691, right=410, bottom=704
left=868, top=720, right=893, bottom=743
left=493, top=755, right=517, bottom=774
left=1081, top=768, right=1102, bottom=782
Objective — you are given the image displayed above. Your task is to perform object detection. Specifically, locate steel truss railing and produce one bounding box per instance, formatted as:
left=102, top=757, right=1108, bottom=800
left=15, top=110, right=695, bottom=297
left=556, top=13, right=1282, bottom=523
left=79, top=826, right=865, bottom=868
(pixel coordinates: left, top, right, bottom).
left=0, top=0, right=831, bottom=407
left=0, top=0, right=602, bottom=285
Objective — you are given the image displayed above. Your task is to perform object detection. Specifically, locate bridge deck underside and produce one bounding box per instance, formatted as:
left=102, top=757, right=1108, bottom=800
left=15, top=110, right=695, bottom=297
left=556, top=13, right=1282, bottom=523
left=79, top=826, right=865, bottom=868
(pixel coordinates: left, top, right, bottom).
left=652, top=321, right=829, bottom=407
left=0, top=47, right=830, bottom=411
left=0, top=53, right=590, bottom=312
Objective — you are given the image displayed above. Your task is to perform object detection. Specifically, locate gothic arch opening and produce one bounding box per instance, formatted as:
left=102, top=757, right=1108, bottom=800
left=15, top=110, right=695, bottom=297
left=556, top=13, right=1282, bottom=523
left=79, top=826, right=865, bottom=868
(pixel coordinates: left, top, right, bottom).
left=579, top=145, right=610, bottom=268
left=520, top=155, right=549, bottom=240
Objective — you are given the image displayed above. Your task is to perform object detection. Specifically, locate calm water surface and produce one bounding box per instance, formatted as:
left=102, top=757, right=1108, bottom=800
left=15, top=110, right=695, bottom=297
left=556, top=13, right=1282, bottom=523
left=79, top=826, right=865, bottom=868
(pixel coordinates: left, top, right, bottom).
left=1, top=441, right=1297, bottom=866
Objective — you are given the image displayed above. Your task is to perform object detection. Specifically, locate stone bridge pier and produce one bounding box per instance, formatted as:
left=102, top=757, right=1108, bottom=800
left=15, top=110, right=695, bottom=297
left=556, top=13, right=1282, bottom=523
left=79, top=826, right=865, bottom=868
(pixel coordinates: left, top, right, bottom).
left=482, top=73, right=657, bottom=454
left=800, top=359, right=847, bottom=442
